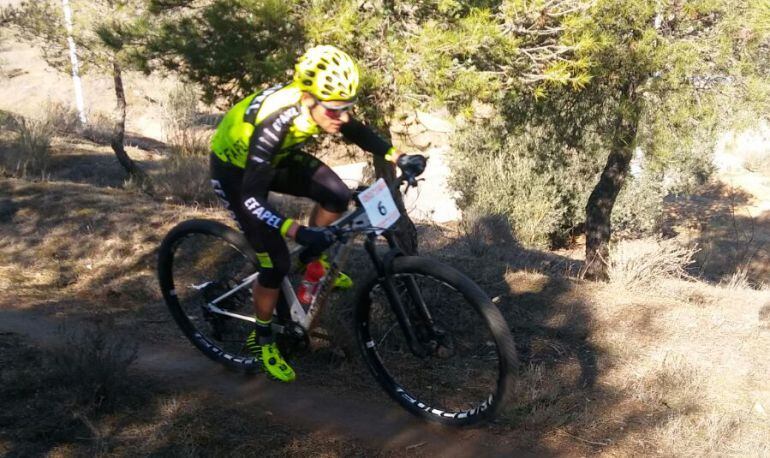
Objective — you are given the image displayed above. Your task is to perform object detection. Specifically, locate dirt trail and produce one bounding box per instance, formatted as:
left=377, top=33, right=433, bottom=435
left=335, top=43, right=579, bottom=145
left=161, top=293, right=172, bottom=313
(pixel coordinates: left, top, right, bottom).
left=0, top=307, right=541, bottom=457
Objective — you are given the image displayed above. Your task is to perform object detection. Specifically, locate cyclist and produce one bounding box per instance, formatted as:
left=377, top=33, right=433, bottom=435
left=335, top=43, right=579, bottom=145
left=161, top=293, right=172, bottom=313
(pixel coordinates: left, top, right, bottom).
left=209, top=45, right=421, bottom=382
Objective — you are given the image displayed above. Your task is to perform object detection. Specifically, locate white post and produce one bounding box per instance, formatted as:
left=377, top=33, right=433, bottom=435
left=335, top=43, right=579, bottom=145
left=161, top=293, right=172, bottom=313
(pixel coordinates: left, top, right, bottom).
left=61, top=0, right=87, bottom=125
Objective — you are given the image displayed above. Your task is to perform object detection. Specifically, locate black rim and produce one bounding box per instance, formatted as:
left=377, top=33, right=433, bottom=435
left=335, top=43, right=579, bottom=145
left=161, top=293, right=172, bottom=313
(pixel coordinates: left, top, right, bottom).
left=158, top=220, right=259, bottom=370
left=357, top=267, right=509, bottom=424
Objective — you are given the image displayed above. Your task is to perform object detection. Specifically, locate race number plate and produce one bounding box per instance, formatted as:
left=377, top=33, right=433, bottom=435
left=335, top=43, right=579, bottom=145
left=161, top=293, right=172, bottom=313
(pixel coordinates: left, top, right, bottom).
left=358, top=178, right=400, bottom=233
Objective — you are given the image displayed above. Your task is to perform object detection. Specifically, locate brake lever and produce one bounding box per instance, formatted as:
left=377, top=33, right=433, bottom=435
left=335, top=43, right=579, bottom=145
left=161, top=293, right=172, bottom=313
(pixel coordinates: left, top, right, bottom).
left=401, top=174, right=418, bottom=194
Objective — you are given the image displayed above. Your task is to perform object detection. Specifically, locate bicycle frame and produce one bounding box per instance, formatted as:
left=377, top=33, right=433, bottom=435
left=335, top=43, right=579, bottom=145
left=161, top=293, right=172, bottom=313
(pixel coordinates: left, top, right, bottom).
left=198, top=204, right=369, bottom=333
left=197, top=176, right=438, bottom=357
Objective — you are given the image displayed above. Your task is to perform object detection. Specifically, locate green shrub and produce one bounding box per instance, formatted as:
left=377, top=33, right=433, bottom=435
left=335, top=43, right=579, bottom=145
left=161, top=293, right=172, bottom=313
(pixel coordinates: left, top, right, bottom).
left=163, top=83, right=201, bottom=135
left=449, top=116, right=603, bottom=248
left=612, top=171, right=666, bottom=237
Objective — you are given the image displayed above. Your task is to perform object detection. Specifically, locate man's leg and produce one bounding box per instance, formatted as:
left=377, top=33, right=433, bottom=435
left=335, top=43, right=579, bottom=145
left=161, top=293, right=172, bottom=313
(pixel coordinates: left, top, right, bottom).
left=210, top=155, right=294, bottom=382
left=271, top=152, right=354, bottom=288
left=244, top=281, right=294, bottom=382
left=309, top=204, right=343, bottom=227
left=244, top=229, right=295, bottom=382
left=253, top=283, right=279, bottom=322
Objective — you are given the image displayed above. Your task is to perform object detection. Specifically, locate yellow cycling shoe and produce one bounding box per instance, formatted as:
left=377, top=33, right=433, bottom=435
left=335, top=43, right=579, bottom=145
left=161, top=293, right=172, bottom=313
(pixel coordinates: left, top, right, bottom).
left=246, top=332, right=296, bottom=382
left=318, top=254, right=353, bottom=290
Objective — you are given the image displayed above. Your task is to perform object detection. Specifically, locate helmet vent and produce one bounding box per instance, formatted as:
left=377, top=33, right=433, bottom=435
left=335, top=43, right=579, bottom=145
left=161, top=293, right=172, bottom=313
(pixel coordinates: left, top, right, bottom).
left=294, top=45, right=359, bottom=101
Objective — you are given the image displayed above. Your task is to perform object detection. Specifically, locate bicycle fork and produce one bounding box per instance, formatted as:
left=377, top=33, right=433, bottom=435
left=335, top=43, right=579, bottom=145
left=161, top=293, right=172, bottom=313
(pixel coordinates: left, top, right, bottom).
left=363, top=235, right=440, bottom=359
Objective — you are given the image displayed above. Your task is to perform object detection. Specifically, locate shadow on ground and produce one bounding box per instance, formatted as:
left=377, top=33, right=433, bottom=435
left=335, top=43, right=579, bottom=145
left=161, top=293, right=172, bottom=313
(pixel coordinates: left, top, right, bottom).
left=0, top=330, right=390, bottom=457
left=5, top=165, right=760, bottom=454
left=664, top=181, right=770, bottom=286
left=405, top=217, right=673, bottom=453
left=0, top=176, right=688, bottom=454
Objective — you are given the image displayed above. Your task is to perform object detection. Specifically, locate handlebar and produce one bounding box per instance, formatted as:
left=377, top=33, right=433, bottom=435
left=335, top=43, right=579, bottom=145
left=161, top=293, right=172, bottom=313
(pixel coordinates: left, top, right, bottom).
left=293, top=154, right=428, bottom=259
left=350, top=154, right=428, bottom=198
left=331, top=154, right=428, bottom=239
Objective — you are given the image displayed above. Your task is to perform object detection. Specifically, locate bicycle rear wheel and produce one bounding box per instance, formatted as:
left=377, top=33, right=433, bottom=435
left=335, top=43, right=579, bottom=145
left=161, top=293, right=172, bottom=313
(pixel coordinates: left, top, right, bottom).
left=355, top=256, right=517, bottom=426
left=157, top=219, right=260, bottom=372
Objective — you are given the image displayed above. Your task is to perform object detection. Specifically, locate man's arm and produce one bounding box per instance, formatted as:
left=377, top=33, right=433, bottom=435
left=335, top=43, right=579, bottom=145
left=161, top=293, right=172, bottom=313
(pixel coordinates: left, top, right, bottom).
left=340, top=118, right=401, bottom=162
left=241, top=107, right=301, bottom=238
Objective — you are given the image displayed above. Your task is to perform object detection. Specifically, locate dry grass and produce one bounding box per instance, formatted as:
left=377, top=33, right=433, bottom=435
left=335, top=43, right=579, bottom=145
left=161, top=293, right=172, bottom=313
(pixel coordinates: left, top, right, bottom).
left=51, top=323, right=139, bottom=411
left=663, top=179, right=770, bottom=287
left=586, top=279, right=770, bottom=456
left=608, top=237, right=698, bottom=290
left=0, top=177, right=229, bottom=324
left=154, top=152, right=216, bottom=205
left=81, top=111, right=114, bottom=145
left=44, top=101, right=82, bottom=136
left=0, top=115, right=53, bottom=179
left=0, top=327, right=147, bottom=456
left=459, top=208, right=515, bottom=257
left=0, top=332, right=387, bottom=457
left=2, top=119, right=769, bottom=455
left=153, top=83, right=218, bottom=204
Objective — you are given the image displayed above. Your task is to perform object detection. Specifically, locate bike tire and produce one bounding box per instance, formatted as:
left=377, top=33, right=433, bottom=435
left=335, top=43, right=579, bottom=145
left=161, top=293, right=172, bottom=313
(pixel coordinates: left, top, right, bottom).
left=157, top=219, right=261, bottom=373
left=354, top=256, right=518, bottom=426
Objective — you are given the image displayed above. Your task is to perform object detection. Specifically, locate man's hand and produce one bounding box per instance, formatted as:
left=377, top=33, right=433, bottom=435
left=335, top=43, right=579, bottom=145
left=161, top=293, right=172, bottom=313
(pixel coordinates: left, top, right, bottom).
left=294, top=225, right=336, bottom=253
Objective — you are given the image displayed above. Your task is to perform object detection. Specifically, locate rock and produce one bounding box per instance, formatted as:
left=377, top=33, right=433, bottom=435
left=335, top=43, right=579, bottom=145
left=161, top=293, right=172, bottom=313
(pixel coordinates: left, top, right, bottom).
left=407, top=131, right=434, bottom=150
left=389, top=121, right=409, bottom=134
left=416, top=111, right=453, bottom=133
left=406, top=122, right=427, bottom=135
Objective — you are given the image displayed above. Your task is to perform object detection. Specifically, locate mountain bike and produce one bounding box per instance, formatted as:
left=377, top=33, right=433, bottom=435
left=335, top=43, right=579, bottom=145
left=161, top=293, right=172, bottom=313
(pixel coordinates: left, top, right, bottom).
left=157, top=159, right=518, bottom=426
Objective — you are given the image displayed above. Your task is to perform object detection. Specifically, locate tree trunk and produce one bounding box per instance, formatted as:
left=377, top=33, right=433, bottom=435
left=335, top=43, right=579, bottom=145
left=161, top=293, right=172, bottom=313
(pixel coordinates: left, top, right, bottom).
left=373, top=154, right=419, bottom=255
left=582, top=82, right=642, bottom=280
left=111, top=59, right=154, bottom=194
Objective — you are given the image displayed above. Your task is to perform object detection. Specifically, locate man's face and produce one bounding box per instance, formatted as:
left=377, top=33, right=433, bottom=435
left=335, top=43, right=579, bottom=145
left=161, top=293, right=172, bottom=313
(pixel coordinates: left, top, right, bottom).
left=302, top=93, right=353, bottom=133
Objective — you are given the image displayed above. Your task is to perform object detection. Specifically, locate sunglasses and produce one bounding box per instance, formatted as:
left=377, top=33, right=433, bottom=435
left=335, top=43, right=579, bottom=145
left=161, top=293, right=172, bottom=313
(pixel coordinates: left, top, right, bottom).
left=313, top=97, right=355, bottom=119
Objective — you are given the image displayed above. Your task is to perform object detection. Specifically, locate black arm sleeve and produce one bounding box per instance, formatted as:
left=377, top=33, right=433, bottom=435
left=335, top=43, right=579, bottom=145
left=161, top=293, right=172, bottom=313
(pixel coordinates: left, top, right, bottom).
left=340, top=118, right=393, bottom=157
left=240, top=106, right=301, bottom=232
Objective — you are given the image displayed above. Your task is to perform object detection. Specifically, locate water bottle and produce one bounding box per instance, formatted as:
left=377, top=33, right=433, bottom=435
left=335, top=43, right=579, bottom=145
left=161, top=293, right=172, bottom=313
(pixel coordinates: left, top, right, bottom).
left=297, top=260, right=325, bottom=306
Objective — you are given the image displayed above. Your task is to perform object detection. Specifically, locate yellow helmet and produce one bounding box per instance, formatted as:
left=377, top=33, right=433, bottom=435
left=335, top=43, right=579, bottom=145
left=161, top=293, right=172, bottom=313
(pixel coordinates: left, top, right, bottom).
left=294, top=45, right=359, bottom=101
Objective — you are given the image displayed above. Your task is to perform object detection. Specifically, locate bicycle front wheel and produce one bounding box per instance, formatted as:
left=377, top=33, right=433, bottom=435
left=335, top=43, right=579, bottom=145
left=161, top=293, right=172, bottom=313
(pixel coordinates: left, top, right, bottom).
left=157, top=219, right=260, bottom=372
left=354, top=256, right=518, bottom=426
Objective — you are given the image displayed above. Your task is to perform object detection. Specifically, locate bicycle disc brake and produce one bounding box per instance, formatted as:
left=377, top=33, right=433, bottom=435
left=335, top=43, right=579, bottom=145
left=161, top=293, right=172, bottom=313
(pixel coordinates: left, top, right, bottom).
left=408, top=305, right=455, bottom=359
left=420, top=324, right=455, bottom=359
